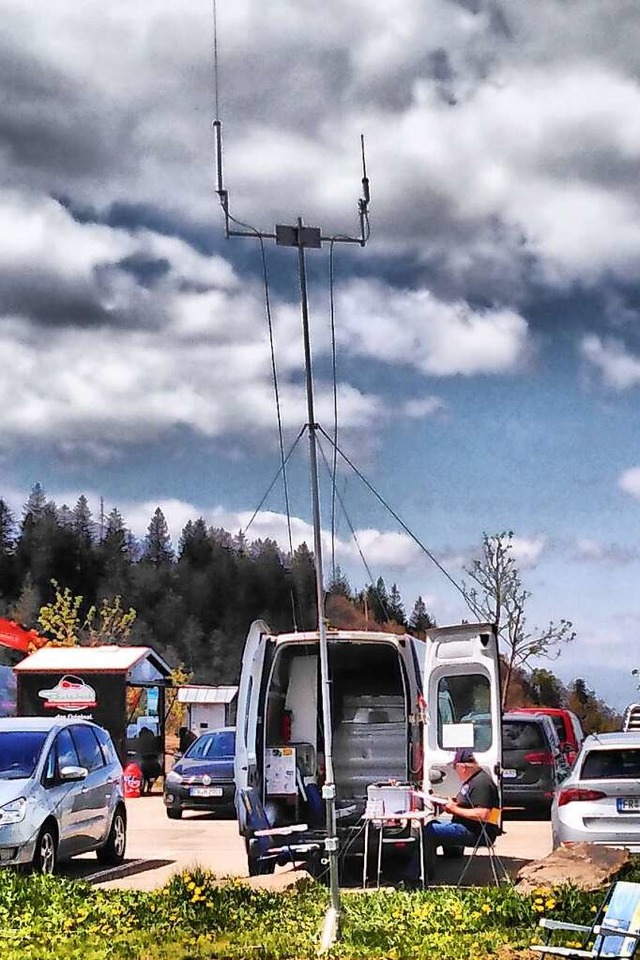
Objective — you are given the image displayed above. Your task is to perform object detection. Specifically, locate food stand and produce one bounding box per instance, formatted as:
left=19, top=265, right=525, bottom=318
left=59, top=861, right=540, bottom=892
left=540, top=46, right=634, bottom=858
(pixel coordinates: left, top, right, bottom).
left=14, top=645, right=173, bottom=772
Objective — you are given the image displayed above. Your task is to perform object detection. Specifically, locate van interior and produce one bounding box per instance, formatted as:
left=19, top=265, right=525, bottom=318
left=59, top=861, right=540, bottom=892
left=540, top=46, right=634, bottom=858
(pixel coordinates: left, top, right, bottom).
left=262, top=640, right=410, bottom=819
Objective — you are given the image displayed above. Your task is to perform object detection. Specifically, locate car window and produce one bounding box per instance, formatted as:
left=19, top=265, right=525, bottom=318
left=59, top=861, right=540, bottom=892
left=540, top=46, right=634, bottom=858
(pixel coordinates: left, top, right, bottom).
left=547, top=715, right=565, bottom=742
left=186, top=730, right=235, bottom=760
left=438, top=674, right=492, bottom=751
left=93, top=725, right=118, bottom=765
left=541, top=718, right=561, bottom=751
left=70, top=725, right=105, bottom=772
left=56, top=727, right=81, bottom=771
left=503, top=720, right=545, bottom=750
left=581, top=748, right=640, bottom=780
left=0, top=730, right=48, bottom=779
left=570, top=713, right=584, bottom=744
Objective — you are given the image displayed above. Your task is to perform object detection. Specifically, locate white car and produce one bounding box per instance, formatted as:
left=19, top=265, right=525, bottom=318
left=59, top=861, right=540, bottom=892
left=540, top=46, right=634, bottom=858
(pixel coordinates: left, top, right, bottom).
left=552, top=731, right=640, bottom=851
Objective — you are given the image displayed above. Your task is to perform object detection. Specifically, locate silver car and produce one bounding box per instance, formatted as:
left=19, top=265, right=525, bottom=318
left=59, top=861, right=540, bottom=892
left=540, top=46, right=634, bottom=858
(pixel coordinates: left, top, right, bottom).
left=0, top=716, right=126, bottom=873
left=552, top=731, right=640, bottom=851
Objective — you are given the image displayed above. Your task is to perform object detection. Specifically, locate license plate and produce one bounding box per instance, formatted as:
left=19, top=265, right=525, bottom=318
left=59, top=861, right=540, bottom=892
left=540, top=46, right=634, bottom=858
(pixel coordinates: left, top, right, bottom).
left=502, top=769, right=517, bottom=779
left=190, top=786, right=223, bottom=797
left=617, top=797, right=640, bottom=813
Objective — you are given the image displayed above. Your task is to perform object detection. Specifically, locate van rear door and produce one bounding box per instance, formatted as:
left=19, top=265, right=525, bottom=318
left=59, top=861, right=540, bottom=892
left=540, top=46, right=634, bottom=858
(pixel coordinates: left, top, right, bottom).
left=234, top=619, right=273, bottom=827
left=422, top=623, right=501, bottom=798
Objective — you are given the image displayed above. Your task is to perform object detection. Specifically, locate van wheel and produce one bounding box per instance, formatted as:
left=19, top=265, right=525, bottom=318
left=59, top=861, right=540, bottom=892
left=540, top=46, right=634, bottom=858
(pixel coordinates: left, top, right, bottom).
left=166, top=808, right=183, bottom=820
left=97, top=809, right=127, bottom=865
left=33, top=823, right=57, bottom=875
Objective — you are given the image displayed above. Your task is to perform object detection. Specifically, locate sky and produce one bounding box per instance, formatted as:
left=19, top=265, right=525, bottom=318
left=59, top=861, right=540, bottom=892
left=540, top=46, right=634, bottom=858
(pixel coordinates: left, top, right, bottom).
left=2, top=0, right=640, bottom=710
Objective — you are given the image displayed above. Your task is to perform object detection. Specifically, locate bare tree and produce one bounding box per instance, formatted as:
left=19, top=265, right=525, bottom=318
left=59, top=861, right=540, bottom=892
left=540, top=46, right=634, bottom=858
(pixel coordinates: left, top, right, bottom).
left=463, top=531, right=575, bottom=707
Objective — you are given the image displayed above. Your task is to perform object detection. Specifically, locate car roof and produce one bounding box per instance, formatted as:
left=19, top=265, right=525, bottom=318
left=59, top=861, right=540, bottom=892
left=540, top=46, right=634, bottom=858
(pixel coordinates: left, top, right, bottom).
left=504, top=711, right=550, bottom=724
left=196, top=726, right=235, bottom=735
left=0, top=716, right=96, bottom=733
left=515, top=707, right=571, bottom=717
left=581, top=731, right=640, bottom=749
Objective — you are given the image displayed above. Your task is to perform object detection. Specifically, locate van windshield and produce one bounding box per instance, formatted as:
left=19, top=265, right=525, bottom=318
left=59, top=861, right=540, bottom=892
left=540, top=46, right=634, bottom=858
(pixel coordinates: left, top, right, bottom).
left=0, top=731, right=48, bottom=779
left=186, top=730, right=235, bottom=760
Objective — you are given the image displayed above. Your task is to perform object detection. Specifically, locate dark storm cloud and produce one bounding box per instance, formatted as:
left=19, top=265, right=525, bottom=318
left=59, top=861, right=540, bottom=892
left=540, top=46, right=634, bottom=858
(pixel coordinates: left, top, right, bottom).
left=0, top=39, right=134, bottom=184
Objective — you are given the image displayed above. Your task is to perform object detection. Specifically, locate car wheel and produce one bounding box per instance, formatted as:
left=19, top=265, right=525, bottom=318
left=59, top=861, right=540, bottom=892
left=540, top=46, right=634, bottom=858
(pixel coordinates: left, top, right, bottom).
left=96, top=809, right=127, bottom=865
left=166, top=808, right=183, bottom=820
left=33, top=823, right=57, bottom=875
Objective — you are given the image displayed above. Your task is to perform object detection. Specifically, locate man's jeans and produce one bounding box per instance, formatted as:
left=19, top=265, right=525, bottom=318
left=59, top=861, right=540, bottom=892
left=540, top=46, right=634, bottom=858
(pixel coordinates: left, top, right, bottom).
left=418, top=820, right=478, bottom=882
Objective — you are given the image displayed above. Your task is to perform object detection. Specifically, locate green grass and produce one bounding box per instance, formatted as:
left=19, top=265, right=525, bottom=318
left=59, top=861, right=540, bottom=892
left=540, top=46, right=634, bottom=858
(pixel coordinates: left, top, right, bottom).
left=1, top=861, right=638, bottom=960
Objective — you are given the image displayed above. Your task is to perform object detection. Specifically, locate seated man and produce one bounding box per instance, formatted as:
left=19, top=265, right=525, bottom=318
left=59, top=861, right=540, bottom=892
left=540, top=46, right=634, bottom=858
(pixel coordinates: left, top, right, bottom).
left=422, top=747, right=501, bottom=879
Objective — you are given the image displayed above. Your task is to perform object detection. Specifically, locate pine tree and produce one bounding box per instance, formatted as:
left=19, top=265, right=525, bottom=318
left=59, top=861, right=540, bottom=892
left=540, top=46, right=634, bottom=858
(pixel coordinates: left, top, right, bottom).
left=73, top=495, right=94, bottom=545
left=22, top=482, right=48, bottom=526
left=179, top=518, right=211, bottom=568
left=327, top=564, right=351, bottom=598
left=0, top=500, right=16, bottom=553
left=291, top=542, right=316, bottom=630
left=387, top=583, right=406, bottom=625
left=366, top=577, right=389, bottom=623
left=143, top=508, right=175, bottom=564
left=409, top=596, right=435, bottom=635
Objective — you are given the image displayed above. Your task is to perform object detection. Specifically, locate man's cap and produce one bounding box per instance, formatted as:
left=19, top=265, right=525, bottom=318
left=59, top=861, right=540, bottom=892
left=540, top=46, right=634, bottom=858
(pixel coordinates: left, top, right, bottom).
left=453, top=747, right=476, bottom=765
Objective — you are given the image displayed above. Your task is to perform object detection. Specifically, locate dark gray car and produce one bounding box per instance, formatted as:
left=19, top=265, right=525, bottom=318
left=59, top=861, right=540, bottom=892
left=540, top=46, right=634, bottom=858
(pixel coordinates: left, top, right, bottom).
left=0, top=716, right=126, bottom=873
left=502, top=712, right=569, bottom=815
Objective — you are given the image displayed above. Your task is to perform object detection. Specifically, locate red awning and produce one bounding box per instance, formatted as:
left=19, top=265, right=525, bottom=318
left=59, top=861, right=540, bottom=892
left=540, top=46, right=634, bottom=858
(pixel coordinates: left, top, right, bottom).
left=0, top=618, right=47, bottom=653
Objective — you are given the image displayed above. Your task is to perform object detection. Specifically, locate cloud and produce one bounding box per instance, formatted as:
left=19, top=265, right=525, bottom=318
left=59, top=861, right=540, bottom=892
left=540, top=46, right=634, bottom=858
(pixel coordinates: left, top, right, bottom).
left=581, top=335, right=640, bottom=390
left=510, top=535, right=547, bottom=569
left=619, top=467, right=640, bottom=500
left=337, top=280, right=531, bottom=376
left=402, top=396, right=446, bottom=419
left=4, top=1, right=640, bottom=303
left=573, top=537, right=640, bottom=566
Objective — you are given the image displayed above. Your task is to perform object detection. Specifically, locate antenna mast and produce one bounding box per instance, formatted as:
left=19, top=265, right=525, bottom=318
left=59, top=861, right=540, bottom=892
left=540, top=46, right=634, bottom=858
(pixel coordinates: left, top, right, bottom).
left=212, top=8, right=371, bottom=939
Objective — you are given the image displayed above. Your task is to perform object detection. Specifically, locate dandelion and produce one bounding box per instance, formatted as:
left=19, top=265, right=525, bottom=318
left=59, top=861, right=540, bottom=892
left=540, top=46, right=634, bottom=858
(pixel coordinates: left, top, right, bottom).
left=546, top=899, right=556, bottom=910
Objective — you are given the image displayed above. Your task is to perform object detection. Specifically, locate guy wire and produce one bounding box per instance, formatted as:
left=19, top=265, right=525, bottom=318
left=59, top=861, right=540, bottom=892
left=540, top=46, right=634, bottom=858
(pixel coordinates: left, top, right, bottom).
left=317, top=424, right=484, bottom=621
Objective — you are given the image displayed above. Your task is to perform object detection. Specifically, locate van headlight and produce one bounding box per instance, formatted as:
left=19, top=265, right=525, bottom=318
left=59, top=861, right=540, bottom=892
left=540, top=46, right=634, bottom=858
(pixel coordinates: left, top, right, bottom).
left=165, top=771, right=183, bottom=785
left=0, top=797, right=27, bottom=825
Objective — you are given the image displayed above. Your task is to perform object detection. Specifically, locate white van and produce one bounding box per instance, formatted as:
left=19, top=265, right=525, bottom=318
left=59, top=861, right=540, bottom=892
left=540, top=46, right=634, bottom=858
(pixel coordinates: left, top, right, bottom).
left=234, top=619, right=501, bottom=876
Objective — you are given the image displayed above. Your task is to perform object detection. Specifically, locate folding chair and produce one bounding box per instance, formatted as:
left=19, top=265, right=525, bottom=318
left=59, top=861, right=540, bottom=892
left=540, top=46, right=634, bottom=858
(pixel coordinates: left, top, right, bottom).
left=240, top=788, right=323, bottom=877
left=456, top=805, right=510, bottom=887
left=530, top=881, right=640, bottom=960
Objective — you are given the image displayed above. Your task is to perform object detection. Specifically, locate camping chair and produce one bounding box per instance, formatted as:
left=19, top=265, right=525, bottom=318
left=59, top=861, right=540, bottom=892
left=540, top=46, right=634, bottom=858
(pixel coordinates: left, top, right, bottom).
left=530, top=881, right=640, bottom=960
left=240, top=788, right=323, bottom=877
left=456, top=804, right=510, bottom=888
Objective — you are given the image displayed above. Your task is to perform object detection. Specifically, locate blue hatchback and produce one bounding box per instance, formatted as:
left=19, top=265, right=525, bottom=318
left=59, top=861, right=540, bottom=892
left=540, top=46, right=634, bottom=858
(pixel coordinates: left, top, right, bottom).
left=164, top=727, right=235, bottom=819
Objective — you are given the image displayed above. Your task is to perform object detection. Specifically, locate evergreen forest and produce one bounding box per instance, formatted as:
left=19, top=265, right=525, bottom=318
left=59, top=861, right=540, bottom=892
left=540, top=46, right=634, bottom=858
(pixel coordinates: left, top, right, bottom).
left=0, top=484, right=622, bottom=731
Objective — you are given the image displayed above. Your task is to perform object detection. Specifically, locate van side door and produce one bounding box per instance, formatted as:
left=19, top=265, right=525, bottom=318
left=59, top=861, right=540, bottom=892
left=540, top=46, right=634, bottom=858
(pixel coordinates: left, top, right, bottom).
left=422, top=623, right=502, bottom=798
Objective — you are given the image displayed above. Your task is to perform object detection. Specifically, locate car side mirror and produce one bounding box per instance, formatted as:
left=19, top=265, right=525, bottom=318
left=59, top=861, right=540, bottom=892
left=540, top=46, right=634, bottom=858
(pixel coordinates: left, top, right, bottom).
left=429, top=768, right=446, bottom=784
left=60, top=765, right=88, bottom=782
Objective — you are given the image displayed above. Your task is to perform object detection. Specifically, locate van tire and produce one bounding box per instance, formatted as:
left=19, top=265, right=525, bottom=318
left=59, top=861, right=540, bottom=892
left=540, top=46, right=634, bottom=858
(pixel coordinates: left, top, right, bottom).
left=166, top=808, right=183, bottom=820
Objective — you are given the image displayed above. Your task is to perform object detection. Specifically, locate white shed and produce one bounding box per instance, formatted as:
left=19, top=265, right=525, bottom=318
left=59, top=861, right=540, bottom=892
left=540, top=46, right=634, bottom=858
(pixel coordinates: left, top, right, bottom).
left=177, top=684, right=238, bottom=734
